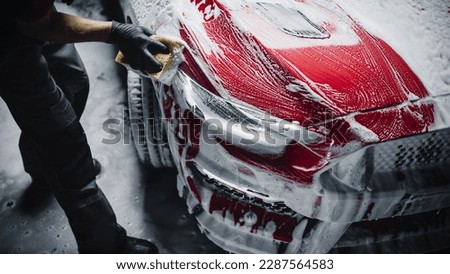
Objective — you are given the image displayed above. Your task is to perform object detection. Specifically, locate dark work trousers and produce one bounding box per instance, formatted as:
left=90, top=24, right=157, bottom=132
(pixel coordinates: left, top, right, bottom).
left=0, top=35, right=126, bottom=253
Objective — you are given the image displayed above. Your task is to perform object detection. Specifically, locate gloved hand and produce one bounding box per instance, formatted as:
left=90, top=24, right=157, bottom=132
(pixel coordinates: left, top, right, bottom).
left=106, top=21, right=169, bottom=74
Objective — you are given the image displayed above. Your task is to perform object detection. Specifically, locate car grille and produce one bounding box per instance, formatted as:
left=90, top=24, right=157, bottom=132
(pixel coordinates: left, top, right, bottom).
left=188, top=162, right=298, bottom=217
left=208, top=178, right=298, bottom=217
left=373, top=128, right=450, bottom=172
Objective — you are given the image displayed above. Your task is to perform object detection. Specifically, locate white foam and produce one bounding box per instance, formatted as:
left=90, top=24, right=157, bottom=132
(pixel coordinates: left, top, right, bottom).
left=334, top=0, right=450, bottom=97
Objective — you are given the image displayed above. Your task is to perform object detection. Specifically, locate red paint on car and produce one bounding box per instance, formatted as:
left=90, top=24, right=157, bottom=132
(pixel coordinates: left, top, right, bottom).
left=209, top=193, right=297, bottom=242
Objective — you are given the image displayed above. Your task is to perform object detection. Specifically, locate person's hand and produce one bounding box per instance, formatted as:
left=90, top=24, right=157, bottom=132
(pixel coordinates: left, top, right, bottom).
left=106, top=21, right=169, bottom=74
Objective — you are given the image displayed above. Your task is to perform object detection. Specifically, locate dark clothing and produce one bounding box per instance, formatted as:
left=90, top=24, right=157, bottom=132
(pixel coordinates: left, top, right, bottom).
left=0, top=2, right=127, bottom=253
left=18, top=42, right=90, bottom=188
left=1, top=0, right=54, bottom=43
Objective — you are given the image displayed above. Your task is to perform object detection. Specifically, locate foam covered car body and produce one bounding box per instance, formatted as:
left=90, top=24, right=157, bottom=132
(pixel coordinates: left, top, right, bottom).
left=118, top=0, right=450, bottom=253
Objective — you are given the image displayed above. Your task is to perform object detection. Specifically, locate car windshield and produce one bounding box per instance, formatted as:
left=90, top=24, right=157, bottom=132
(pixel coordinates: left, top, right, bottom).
left=254, top=2, right=330, bottom=39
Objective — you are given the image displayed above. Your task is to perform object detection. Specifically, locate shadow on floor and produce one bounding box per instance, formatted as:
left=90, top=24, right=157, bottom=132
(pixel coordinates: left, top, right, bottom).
left=141, top=166, right=227, bottom=254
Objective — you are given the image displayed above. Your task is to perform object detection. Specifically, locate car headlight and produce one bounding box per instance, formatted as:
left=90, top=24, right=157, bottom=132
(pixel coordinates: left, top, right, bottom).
left=173, top=72, right=325, bottom=157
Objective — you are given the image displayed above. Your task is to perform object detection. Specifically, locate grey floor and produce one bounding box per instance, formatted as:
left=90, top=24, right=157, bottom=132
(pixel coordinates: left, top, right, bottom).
left=0, top=1, right=225, bottom=254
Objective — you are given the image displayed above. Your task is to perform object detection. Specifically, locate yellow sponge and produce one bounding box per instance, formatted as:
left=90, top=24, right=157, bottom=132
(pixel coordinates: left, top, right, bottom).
left=115, top=35, right=185, bottom=85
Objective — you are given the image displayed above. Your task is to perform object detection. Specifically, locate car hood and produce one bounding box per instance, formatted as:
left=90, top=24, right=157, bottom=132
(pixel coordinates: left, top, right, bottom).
left=179, top=1, right=428, bottom=120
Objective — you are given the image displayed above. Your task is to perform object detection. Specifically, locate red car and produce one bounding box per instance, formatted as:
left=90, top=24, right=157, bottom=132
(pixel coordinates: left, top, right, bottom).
left=118, top=0, right=450, bottom=253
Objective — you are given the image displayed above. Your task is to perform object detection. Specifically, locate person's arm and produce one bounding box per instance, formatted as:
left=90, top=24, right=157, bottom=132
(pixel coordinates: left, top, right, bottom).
left=17, top=7, right=168, bottom=73
left=17, top=7, right=112, bottom=43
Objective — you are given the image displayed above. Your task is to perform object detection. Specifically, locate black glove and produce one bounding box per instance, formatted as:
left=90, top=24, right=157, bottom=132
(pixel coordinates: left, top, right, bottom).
left=106, top=21, right=169, bottom=74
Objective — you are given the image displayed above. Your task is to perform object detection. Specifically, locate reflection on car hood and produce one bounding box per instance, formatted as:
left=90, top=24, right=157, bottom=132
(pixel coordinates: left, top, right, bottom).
left=177, top=0, right=438, bottom=142
left=181, top=1, right=429, bottom=119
